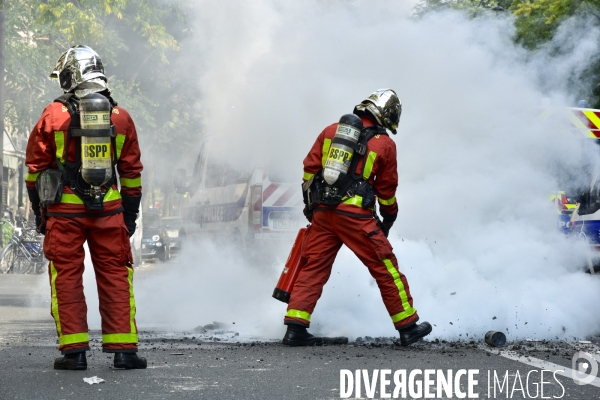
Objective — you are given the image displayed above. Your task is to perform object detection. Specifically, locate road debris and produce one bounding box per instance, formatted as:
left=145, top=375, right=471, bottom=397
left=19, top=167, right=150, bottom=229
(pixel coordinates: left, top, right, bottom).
left=83, top=376, right=105, bottom=385
left=485, top=331, right=506, bottom=347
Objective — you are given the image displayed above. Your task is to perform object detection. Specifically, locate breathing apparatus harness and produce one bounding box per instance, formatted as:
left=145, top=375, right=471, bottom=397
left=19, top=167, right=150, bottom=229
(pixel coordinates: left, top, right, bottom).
left=50, top=92, right=121, bottom=215
left=303, top=121, right=388, bottom=217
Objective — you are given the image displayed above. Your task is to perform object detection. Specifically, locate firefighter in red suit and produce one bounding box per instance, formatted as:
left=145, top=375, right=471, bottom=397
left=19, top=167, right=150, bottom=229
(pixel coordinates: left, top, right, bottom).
left=25, top=46, right=146, bottom=370
left=283, top=89, right=432, bottom=346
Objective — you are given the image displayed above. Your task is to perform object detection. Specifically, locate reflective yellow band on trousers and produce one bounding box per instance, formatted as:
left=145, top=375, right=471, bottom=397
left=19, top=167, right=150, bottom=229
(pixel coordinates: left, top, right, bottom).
left=50, top=262, right=90, bottom=346
left=391, top=309, right=417, bottom=323
left=115, top=134, right=126, bottom=160
left=127, top=266, right=137, bottom=335
left=102, top=333, right=138, bottom=344
left=60, top=332, right=90, bottom=346
left=378, top=195, right=396, bottom=206
left=98, top=266, right=137, bottom=345
left=26, top=172, right=40, bottom=182
left=61, top=189, right=121, bottom=204
left=50, top=262, right=62, bottom=336
left=303, top=172, right=314, bottom=181
left=321, top=138, right=332, bottom=167
left=54, top=131, right=65, bottom=163
left=286, top=309, right=311, bottom=322
left=382, top=258, right=416, bottom=323
left=120, top=176, right=141, bottom=188
left=362, top=151, right=377, bottom=180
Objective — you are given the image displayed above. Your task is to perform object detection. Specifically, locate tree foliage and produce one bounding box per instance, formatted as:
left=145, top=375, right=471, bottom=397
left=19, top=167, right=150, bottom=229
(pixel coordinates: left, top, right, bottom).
left=511, top=0, right=600, bottom=48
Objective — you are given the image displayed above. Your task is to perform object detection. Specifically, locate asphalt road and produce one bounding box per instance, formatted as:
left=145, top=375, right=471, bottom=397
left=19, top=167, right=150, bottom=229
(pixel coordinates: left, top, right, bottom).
left=1, top=265, right=600, bottom=399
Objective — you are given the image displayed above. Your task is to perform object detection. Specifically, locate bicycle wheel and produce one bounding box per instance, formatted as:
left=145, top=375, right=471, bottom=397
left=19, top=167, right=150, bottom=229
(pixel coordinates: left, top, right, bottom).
left=16, top=247, right=34, bottom=274
left=1, top=244, right=17, bottom=274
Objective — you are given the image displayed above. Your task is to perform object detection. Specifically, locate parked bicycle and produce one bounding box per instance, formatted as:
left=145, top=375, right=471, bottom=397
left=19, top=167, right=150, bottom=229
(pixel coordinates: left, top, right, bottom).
left=0, top=221, right=47, bottom=274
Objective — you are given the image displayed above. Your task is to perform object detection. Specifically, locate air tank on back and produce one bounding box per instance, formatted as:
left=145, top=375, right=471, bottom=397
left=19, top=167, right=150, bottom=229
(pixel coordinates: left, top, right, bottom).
left=79, top=93, right=112, bottom=187
left=323, top=114, right=363, bottom=186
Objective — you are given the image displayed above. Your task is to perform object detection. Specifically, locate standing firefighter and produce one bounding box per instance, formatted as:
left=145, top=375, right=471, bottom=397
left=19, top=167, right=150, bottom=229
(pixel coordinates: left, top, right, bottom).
left=283, top=89, right=432, bottom=346
left=25, top=45, right=146, bottom=370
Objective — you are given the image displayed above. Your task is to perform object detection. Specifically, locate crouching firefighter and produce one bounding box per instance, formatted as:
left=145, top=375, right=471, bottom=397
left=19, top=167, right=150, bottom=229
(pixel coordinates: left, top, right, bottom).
left=282, top=89, right=432, bottom=346
left=25, top=45, right=146, bottom=370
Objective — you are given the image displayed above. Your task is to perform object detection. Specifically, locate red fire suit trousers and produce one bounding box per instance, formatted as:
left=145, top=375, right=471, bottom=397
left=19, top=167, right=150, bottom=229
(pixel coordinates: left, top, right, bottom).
left=44, top=213, right=138, bottom=353
left=285, top=209, right=419, bottom=329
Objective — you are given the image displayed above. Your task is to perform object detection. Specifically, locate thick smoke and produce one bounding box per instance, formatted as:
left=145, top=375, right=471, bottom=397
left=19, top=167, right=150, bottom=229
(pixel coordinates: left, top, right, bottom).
left=78, top=1, right=600, bottom=342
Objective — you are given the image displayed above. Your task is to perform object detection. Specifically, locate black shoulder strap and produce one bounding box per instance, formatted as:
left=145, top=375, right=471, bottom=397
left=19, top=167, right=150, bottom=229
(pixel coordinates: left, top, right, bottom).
left=348, top=125, right=387, bottom=181
left=54, top=93, right=79, bottom=117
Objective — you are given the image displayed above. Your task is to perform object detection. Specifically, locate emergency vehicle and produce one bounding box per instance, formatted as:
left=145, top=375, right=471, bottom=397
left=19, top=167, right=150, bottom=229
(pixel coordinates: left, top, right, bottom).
left=556, top=106, right=600, bottom=272
left=550, top=191, right=577, bottom=235
left=173, top=139, right=305, bottom=250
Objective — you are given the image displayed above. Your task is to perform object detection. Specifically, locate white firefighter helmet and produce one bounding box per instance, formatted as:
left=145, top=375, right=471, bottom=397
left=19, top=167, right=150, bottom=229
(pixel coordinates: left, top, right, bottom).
left=354, top=89, right=402, bottom=134
left=50, top=45, right=106, bottom=92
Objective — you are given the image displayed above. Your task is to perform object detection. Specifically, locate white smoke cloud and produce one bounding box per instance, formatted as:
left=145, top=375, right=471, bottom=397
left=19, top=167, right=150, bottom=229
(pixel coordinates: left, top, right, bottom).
left=80, top=1, right=600, bottom=342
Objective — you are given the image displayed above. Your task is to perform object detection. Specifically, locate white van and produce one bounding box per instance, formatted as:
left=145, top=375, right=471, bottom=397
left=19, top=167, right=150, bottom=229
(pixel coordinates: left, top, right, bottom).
left=174, top=140, right=305, bottom=250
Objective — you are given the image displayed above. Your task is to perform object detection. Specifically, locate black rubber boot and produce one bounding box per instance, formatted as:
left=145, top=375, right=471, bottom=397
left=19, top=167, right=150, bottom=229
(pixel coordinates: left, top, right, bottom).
left=283, top=324, right=323, bottom=346
left=54, top=352, right=87, bottom=370
left=398, top=322, right=433, bottom=346
left=282, top=324, right=349, bottom=346
left=114, top=352, right=147, bottom=369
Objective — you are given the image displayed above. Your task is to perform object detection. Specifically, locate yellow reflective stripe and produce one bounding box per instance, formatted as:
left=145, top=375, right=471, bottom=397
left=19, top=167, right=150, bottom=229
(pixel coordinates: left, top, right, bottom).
left=568, top=111, right=596, bottom=138
left=54, top=131, right=65, bottom=163
left=50, top=262, right=62, bottom=336
left=103, top=189, right=121, bottom=202
left=26, top=172, right=40, bottom=182
left=382, top=259, right=416, bottom=323
left=343, top=195, right=363, bottom=207
left=391, top=309, right=418, bottom=324
left=116, top=134, right=126, bottom=160
left=303, top=172, right=315, bottom=181
left=583, top=110, right=600, bottom=130
left=102, top=333, right=138, bottom=344
left=60, top=333, right=89, bottom=346
left=362, top=151, right=377, bottom=180
left=49, top=263, right=88, bottom=346
left=321, top=138, right=331, bottom=167
left=285, top=309, right=311, bottom=322
left=120, top=176, right=141, bottom=188
left=127, top=266, right=137, bottom=334
left=378, top=195, right=396, bottom=206
left=61, top=193, right=84, bottom=204
left=61, top=189, right=121, bottom=204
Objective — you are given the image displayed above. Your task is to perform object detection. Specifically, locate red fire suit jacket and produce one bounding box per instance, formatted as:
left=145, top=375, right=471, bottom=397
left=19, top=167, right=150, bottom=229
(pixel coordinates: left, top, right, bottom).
left=302, top=115, right=399, bottom=220
left=26, top=100, right=143, bottom=215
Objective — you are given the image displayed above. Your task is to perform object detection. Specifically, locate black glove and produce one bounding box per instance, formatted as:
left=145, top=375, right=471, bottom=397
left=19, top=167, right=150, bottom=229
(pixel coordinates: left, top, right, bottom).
left=376, top=217, right=394, bottom=238
left=27, top=187, right=46, bottom=235
left=121, top=195, right=142, bottom=237
left=303, top=205, right=313, bottom=223
left=124, top=215, right=136, bottom=237
left=35, top=213, right=46, bottom=235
